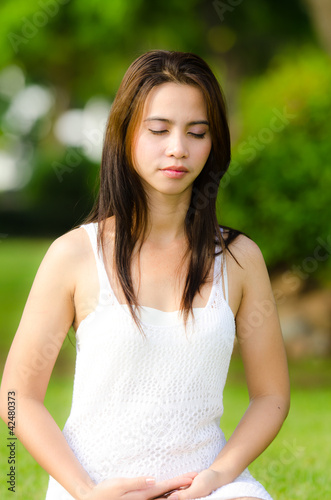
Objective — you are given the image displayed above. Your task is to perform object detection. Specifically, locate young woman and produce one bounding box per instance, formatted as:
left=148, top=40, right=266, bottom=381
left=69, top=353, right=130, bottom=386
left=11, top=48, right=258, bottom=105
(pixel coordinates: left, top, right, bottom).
left=0, top=50, right=290, bottom=500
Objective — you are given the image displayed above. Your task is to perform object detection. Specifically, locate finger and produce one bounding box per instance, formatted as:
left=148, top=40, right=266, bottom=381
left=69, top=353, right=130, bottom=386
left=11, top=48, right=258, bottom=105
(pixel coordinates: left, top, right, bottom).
left=163, top=484, right=191, bottom=497
left=158, top=476, right=192, bottom=492
left=160, top=471, right=198, bottom=487
left=151, top=492, right=190, bottom=500
left=152, top=474, right=196, bottom=498
left=171, top=488, right=201, bottom=500
left=123, top=476, right=156, bottom=491
left=167, top=482, right=204, bottom=500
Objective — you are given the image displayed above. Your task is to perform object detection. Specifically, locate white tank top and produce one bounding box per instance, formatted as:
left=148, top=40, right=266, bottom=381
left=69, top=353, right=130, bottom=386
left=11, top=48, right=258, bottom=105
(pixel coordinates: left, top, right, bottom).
left=45, top=223, right=272, bottom=500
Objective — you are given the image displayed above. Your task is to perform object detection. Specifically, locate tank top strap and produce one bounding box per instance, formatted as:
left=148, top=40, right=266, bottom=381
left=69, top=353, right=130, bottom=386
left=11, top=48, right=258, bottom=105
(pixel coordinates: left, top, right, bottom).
left=81, top=222, right=111, bottom=293
left=214, top=247, right=229, bottom=305
left=220, top=252, right=229, bottom=304
left=218, top=226, right=229, bottom=303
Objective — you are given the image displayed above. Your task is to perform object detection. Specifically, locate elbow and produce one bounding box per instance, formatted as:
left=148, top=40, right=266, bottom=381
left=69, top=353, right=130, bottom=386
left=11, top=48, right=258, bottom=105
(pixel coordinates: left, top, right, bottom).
left=280, top=377, right=291, bottom=420
left=283, top=392, right=291, bottom=420
left=273, top=375, right=291, bottom=421
left=273, top=391, right=291, bottom=423
left=250, top=390, right=291, bottom=423
left=278, top=396, right=290, bottom=433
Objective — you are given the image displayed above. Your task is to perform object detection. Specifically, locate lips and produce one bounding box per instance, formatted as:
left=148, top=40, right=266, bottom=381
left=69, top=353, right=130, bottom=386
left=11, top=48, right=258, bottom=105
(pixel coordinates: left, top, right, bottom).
left=161, top=166, right=188, bottom=172
left=160, top=166, right=189, bottom=179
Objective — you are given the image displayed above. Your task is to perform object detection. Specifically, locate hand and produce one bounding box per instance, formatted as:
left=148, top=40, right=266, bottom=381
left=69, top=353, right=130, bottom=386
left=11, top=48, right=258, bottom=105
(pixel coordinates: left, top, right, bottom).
left=82, top=472, right=198, bottom=500
left=160, top=469, right=224, bottom=500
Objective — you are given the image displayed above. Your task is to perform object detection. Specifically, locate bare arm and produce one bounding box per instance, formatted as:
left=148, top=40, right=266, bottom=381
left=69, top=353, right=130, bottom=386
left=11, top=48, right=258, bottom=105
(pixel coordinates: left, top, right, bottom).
left=0, top=230, right=196, bottom=500
left=0, top=231, right=97, bottom=498
left=209, top=237, right=290, bottom=476
left=167, top=236, right=290, bottom=500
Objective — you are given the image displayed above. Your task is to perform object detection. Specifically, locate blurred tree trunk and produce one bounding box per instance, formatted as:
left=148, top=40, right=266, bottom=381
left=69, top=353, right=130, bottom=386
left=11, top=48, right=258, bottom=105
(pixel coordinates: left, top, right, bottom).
left=304, top=0, right=331, bottom=55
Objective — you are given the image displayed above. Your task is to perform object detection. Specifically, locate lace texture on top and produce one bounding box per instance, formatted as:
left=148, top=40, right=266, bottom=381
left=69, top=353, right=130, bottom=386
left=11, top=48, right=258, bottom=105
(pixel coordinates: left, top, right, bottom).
left=45, top=223, right=272, bottom=500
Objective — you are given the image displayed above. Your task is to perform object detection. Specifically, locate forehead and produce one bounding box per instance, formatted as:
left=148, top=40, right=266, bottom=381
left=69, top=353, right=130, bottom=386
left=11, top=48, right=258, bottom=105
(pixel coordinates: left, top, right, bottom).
left=141, top=82, right=207, bottom=120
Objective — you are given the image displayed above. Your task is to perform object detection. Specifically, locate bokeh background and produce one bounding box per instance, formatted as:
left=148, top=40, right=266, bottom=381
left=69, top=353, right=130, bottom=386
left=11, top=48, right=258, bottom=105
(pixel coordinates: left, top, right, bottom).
left=0, top=0, right=330, bottom=498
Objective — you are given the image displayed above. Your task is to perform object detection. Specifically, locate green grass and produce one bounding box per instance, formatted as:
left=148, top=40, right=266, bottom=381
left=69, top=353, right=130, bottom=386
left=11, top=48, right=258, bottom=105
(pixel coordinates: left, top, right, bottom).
left=1, top=239, right=330, bottom=498
left=0, top=375, right=74, bottom=498
left=0, top=238, right=53, bottom=362
left=0, top=237, right=76, bottom=371
left=222, top=357, right=331, bottom=499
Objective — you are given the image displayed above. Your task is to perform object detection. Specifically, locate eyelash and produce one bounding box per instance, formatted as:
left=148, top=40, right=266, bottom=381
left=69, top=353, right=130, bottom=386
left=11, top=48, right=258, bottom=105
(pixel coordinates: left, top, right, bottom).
left=149, top=130, right=206, bottom=139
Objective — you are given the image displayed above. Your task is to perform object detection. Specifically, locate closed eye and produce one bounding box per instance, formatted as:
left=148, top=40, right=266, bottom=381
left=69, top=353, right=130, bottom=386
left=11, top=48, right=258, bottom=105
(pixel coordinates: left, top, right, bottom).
left=189, top=132, right=206, bottom=139
left=149, top=130, right=206, bottom=139
left=149, top=129, right=168, bottom=135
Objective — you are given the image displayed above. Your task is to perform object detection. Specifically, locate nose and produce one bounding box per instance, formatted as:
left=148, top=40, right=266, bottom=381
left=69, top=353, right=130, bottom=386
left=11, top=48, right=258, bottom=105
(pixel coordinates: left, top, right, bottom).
left=165, top=131, right=189, bottom=159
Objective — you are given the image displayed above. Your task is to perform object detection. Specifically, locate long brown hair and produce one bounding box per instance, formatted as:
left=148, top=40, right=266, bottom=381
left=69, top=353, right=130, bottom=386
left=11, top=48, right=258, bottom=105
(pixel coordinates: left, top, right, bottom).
left=85, top=50, right=242, bottom=332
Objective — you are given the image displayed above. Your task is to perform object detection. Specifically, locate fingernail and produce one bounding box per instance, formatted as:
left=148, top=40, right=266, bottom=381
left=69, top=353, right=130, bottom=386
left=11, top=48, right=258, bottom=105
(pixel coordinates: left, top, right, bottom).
left=146, top=477, right=156, bottom=486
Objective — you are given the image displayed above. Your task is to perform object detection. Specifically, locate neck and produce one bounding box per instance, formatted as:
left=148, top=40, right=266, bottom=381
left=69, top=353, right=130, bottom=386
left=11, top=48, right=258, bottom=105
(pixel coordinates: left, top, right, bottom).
left=144, top=189, right=192, bottom=246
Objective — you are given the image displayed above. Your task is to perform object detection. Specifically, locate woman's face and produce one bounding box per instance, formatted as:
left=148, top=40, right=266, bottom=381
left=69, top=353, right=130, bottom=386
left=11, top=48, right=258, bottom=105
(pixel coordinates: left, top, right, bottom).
left=132, top=82, right=212, bottom=199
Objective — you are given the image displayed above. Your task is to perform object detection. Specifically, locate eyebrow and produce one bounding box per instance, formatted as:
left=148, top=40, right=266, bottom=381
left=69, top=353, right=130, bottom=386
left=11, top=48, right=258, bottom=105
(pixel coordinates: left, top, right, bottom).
left=144, top=117, right=209, bottom=126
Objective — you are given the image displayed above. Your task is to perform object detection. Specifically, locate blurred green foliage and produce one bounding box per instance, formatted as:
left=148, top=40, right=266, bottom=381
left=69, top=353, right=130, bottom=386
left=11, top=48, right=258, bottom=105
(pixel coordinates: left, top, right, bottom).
left=0, top=0, right=313, bottom=98
left=0, top=0, right=329, bottom=276
left=220, top=46, right=331, bottom=275
left=0, top=0, right=208, bottom=101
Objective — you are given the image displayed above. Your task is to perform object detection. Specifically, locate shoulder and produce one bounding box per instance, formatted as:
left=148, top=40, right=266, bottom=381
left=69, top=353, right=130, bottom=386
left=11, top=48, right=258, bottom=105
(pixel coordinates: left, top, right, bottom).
left=220, top=226, right=263, bottom=261
left=37, top=226, right=94, bottom=286
left=47, top=226, right=91, bottom=261
left=227, top=233, right=265, bottom=266
left=224, top=233, right=269, bottom=292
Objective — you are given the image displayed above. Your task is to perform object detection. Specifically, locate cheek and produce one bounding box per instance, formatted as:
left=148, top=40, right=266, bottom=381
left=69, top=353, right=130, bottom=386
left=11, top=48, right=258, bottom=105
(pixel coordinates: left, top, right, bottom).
left=197, top=140, right=212, bottom=165
left=132, top=136, right=147, bottom=171
left=134, top=135, right=158, bottom=167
